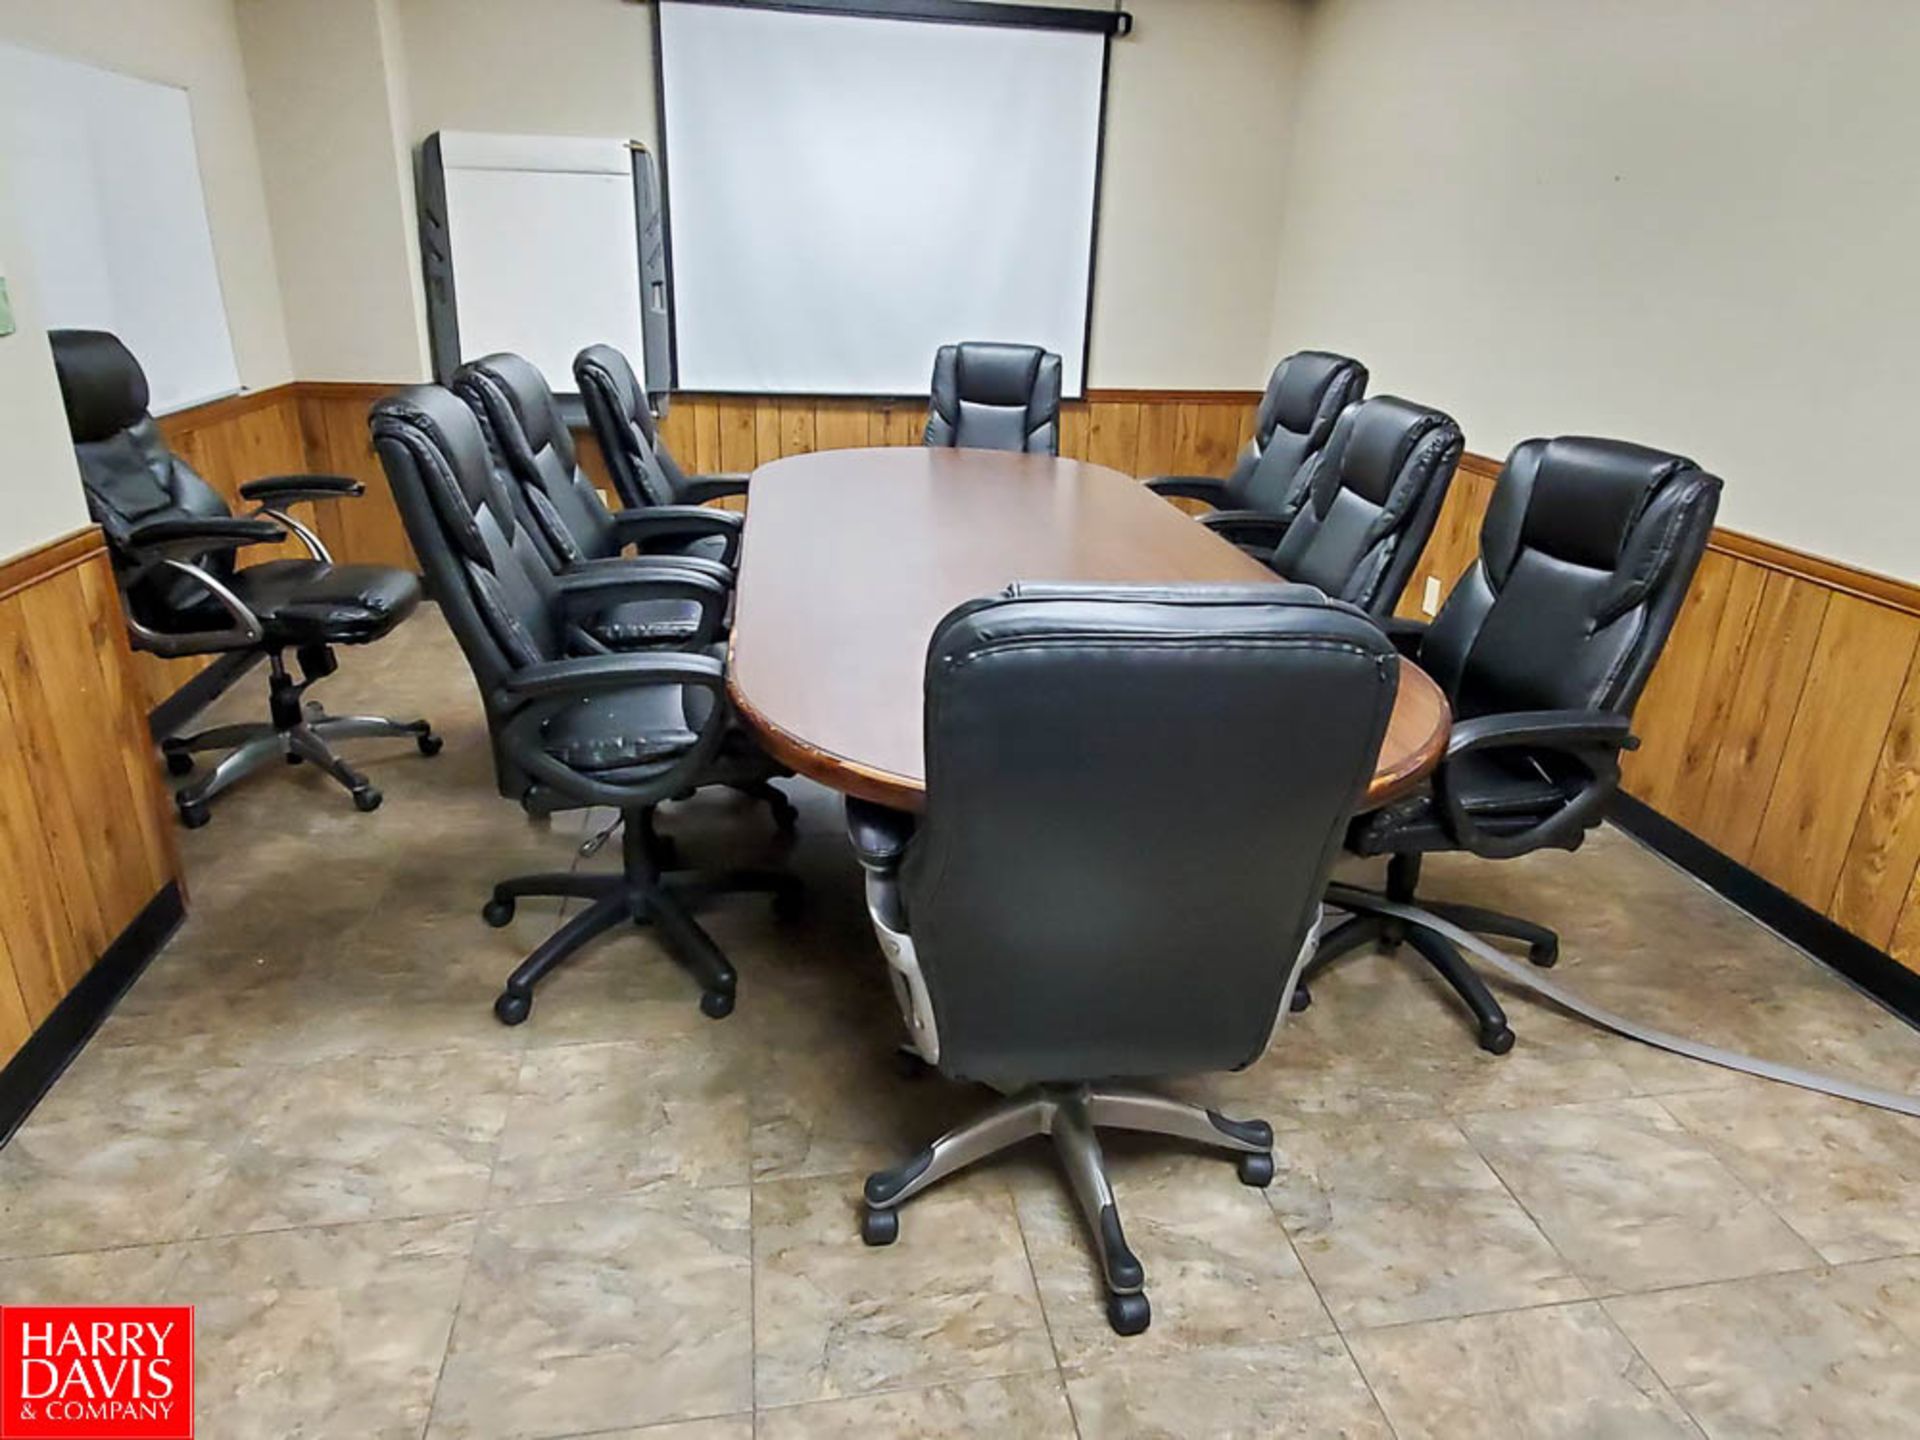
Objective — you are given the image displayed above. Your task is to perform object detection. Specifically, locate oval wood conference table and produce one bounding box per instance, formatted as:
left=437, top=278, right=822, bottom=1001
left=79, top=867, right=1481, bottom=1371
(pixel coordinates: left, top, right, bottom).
left=726, top=447, right=1449, bottom=812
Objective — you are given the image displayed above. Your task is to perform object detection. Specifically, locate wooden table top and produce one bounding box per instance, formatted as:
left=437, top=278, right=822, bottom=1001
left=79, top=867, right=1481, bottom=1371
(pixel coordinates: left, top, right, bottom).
left=726, top=446, right=1449, bottom=812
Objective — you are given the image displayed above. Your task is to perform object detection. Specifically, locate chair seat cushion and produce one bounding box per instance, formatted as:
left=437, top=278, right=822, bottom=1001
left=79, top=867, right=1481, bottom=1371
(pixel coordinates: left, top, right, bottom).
left=540, top=681, right=710, bottom=772
left=679, top=534, right=734, bottom=568
left=583, top=599, right=708, bottom=648
left=1349, top=749, right=1583, bottom=856
left=219, top=561, right=421, bottom=646
left=537, top=667, right=775, bottom=788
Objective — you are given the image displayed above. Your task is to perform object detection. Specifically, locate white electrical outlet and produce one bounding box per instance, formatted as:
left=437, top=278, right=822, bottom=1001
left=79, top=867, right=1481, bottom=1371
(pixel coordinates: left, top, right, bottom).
left=1422, top=575, right=1442, bottom=616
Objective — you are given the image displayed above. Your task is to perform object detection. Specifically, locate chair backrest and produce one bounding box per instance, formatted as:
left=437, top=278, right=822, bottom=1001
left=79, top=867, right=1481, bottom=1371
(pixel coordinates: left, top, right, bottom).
left=47, top=329, right=238, bottom=629
left=574, top=343, right=684, bottom=509
left=1421, top=437, right=1722, bottom=722
left=923, top=342, right=1063, bottom=455
left=453, top=352, right=616, bottom=568
left=1230, top=350, right=1369, bottom=515
left=898, top=584, right=1400, bottom=1088
left=1269, top=395, right=1462, bottom=614
left=370, top=384, right=570, bottom=794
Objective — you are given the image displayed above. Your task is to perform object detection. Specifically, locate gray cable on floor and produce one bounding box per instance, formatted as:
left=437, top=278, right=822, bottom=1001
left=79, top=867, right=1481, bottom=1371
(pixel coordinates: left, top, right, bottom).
left=1323, top=884, right=1920, bottom=1120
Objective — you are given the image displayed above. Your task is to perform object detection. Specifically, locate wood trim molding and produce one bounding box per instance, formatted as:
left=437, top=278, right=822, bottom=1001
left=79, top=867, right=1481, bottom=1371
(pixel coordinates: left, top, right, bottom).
left=1081, top=388, right=1264, bottom=405
left=295, top=379, right=411, bottom=403
left=1707, top=528, right=1920, bottom=620
left=0, top=526, right=105, bottom=603
left=1459, top=448, right=1920, bottom=619
left=154, top=385, right=293, bottom=433
left=147, top=392, right=1920, bottom=620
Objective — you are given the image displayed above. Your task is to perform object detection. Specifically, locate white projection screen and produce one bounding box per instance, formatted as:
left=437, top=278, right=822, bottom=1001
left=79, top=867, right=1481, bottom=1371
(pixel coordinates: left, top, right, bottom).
left=656, top=2, right=1108, bottom=396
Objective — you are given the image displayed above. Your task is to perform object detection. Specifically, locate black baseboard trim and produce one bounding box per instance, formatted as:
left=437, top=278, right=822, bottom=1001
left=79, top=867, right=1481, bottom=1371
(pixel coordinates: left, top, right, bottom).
left=0, top=882, right=185, bottom=1148
left=1611, top=792, right=1920, bottom=1025
left=149, top=651, right=261, bottom=740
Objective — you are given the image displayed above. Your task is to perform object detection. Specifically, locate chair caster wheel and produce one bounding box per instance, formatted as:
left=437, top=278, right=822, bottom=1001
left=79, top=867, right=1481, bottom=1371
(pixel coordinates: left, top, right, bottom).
left=493, top=990, right=531, bottom=1026
left=771, top=884, right=805, bottom=921
left=700, top=988, right=736, bottom=1020
left=1529, top=937, right=1559, bottom=968
left=1236, top=1151, right=1275, bottom=1188
left=1106, top=1290, right=1151, bottom=1336
left=416, top=732, right=443, bottom=757
left=861, top=1207, right=899, bottom=1247
left=177, top=798, right=211, bottom=829
left=1480, top=1024, right=1516, bottom=1055
left=352, top=787, right=383, bottom=813
left=481, top=896, right=515, bottom=928
left=1289, top=984, right=1312, bottom=1013
left=164, top=750, right=194, bottom=777
left=286, top=751, right=303, bottom=765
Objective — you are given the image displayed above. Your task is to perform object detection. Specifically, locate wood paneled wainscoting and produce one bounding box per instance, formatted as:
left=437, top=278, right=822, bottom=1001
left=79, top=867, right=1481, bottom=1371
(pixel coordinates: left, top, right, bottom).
left=1394, top=452, right=1920, bottom=992
left=0, top=527, right=184, bottom=1131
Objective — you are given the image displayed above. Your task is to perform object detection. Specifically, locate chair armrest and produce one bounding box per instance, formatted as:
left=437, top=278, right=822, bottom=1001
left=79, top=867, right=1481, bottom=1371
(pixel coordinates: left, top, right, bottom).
left=552, top=562, right=730, bottom=649
left=845, top=797, right=916, bottom=874
left=683, top=475, right=751, bottom=504
left=1378, top=616, right=1429, bottom=660
left=1434, top=709, right=1637, bottom=860
left=504, top=650, right=725, bottom=702
left=1445, top=709, right=1637, bottom=759
left=124, top=515, right=286, bottom=560
left=1146, top=475, right=1231, bottom=508
left=1199, top=510, right=1292, bottom=551
left=238, top=474, right=364, bottom=503
left=608, top=505, right=744, bottom=565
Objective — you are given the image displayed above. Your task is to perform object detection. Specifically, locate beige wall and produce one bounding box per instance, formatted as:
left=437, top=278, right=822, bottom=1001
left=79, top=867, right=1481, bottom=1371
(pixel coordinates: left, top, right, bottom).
left=236, top=0, right=430, bottom=381
left=391, top=0, right=1305, bottom=390
left=1268, top=0, right=1920, bottom=581
left=0, top=219, right=90, bottom=557
left=1095, top=0, right=1304, bottom=388
left=0, top=0, right=294, bottom=557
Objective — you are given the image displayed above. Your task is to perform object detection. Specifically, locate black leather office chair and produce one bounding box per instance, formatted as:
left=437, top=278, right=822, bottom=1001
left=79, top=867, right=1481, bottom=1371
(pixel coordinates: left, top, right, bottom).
left=370, top=385, right=800, bottom=1023
left=573, top=343, right=748, bottom=510
left=455, top=352, right=741, bottom=575
left=49, top=329, right=436, bottom=826
left=1297, top=437, right=1722, bottom=1053
left=923, top=342, right=1063, bottom=455
left=846, top=584, right=1399, bottom=1334
left=1148, top=349, right=1367, bottom=550
left=1266, top=395, right=1462, bottom=615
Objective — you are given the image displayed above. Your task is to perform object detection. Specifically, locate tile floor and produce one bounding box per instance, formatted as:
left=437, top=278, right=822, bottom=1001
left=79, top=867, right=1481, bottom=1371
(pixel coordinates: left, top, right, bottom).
left=5, top=611, right=1920, bottom=1438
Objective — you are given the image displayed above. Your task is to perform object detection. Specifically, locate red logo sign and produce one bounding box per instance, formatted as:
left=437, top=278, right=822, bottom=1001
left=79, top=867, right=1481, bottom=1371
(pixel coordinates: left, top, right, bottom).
left=1, top=1307, right=193, bottom=1439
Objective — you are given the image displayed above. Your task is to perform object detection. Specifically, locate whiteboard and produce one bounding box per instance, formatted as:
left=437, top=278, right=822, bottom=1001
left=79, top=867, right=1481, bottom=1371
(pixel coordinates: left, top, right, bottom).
left=431, top=132, right=649, bottom=394
left=657, top=2, right=1105, bottom=396
left=0, top=42, right=239, bottom=413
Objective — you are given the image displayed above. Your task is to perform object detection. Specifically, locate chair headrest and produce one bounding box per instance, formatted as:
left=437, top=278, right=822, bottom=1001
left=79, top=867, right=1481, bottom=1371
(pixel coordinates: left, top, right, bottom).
left=573, top=344, right=650, bottom=431
left=370, top=384, right=514, bottom=564
left=950, top=342, right=1049, bottom=408
left=1261, top=350, right=1367, bottom=441
left=456, top=352, right=564, bottom=465
left=1515, top=437, right=1699, bottom=572
left=49, top=330, right=152, bottom=444
left=1325, top=396, right=1458, bottom=506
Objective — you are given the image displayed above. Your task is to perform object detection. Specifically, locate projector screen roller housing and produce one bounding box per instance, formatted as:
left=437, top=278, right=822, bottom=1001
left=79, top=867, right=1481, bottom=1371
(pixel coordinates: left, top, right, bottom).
left=657, top=2, right=1107, bottom=396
